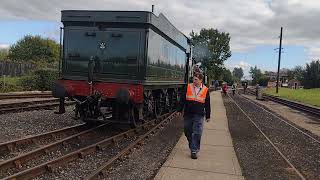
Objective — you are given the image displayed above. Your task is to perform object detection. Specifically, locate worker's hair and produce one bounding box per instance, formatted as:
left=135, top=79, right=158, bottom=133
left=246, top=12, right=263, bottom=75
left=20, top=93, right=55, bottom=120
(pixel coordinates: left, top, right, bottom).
left=194, top=72, right=204, bottom=80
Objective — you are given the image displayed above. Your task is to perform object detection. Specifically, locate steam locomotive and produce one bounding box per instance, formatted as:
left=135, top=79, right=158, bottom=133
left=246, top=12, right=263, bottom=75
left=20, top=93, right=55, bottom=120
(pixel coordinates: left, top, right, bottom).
left=52, top=10, right=193, bottom=127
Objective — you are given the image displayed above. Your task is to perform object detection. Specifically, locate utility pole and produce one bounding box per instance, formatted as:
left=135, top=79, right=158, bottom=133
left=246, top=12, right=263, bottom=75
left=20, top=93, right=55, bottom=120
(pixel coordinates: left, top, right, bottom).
left=276, top=27, right=283, bottom=94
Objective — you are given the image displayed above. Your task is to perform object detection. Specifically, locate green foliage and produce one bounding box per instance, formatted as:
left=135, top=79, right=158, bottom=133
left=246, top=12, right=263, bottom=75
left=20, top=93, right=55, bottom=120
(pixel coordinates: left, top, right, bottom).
left=19, top=76, right=36, bottom=91
left=8, top=35, right=59, bottom=67
left=232, top=67, right=244, bottom=81
left=0, top=77, right=23, bottom=93
left=221, top=68, right=234, bottom=84
left=257, top=75, right=269, bottom=86
left=249, top=66, right=263, bottom=85
left=0, top=49, right=9, bottom=61
left=265, top=87, right=320, bottom=107
left=190, top=28, right=232, bottom=80
left=293, top=66, right=305, bottom=82
left=287, top=66, right=305, bottom=82
left=303, top=60, right=320, bottom=89
left=19, top=69, right=59, bottom=91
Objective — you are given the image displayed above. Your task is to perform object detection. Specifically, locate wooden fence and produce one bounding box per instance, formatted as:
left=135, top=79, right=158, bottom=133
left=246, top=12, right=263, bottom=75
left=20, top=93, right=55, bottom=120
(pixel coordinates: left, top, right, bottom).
left=0, top=61, right=36, bottom=76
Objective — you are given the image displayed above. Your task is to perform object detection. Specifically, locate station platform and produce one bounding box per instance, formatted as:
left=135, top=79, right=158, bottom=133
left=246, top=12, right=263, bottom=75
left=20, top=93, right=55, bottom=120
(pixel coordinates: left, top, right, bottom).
left=155, top=91, right=244, bottom=180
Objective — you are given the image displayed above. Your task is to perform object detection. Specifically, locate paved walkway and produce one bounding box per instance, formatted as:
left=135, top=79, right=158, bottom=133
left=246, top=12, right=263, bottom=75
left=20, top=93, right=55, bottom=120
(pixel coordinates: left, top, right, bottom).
left=154, top=91, right=244, bottom=180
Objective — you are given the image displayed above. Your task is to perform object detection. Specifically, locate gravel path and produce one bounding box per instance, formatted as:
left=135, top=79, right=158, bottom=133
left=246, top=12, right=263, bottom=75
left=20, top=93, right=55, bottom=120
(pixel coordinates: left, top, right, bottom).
left=0, top=106, right=81, bottom=143
left=231, top=94, right=320, bottom=179
left=242, top=93, right=320, bottom=137
left=224, top=95, right=301, bottom=180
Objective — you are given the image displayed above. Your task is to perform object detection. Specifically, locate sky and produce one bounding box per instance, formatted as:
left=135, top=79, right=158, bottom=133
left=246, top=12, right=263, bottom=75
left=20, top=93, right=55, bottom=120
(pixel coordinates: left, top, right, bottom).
left=1, top=0, right=319, bottom=77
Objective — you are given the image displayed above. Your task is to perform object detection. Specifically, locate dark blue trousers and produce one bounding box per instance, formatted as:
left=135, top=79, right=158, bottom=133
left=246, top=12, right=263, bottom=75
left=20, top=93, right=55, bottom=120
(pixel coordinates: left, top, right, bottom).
left=184, top=114, right=204, bottom=153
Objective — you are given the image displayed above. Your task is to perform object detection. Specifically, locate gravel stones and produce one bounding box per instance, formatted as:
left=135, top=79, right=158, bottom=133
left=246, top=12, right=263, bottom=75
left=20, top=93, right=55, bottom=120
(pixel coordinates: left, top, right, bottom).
left=224, top=96, right=301, bottom=180
left=0, top=106, right=80, bottom=143
left=226, top=94, right=320, bottom=179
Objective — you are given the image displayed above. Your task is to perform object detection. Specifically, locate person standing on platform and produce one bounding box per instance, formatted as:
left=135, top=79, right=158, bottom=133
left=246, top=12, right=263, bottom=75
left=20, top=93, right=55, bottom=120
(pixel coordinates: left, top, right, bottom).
left=177, top=73, right=211, bottom=159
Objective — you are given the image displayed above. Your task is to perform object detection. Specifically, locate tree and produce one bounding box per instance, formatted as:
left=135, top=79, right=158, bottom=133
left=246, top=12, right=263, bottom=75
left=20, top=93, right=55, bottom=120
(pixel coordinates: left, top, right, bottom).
left=8, top=35, right=59, bottom=67
left=232, top=67, right=243, bottom=81
left=221, top=68, right=233, bottom=84
left=303, top=60, right=320, bottom=88
left=258, top=74, right=269, bottom=86
left=292, top=65, right=305, bottom=82
left=190, top=28, right=231, bottom=80
left=287, top=69, right=295, bottom=80
left=249, top=66, right=263, bottom=85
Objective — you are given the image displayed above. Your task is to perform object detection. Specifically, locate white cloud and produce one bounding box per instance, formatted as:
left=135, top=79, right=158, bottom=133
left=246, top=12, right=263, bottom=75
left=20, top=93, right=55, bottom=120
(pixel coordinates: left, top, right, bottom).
left=226, top=60, right=252, bottom=71
left=0, top=44, right=10, bottom=49
left=0, top=0, right=320, bottom=60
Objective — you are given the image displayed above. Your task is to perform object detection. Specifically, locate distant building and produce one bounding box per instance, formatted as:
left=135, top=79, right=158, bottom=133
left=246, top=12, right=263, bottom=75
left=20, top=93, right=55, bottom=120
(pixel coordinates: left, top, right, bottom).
left=265, top=69, right=289, bottom=87
left=288, top=79, right=302, bottom=89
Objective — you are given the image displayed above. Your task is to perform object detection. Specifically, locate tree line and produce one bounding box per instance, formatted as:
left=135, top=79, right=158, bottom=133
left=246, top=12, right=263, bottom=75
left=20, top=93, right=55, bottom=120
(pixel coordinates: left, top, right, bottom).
left=0, top=35, right=60, bottom=92
left=249, top=61, right=320, bottom=89
left=0, top=35, right=59, bottom=69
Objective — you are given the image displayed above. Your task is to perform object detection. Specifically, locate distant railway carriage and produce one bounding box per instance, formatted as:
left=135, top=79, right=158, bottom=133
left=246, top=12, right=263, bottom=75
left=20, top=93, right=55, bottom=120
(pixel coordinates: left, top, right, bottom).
left=53, top=10, right=192, bottom=126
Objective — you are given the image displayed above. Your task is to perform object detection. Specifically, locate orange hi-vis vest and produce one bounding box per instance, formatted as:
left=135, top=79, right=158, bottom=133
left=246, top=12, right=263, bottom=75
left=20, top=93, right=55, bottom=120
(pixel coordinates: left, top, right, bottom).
left=186, top=83, right=208, bottom=103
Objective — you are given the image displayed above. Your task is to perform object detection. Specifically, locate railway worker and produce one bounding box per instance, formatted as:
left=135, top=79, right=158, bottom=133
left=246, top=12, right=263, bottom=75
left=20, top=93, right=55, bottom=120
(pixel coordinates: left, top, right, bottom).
left=177, top=72, right=211, bottom=159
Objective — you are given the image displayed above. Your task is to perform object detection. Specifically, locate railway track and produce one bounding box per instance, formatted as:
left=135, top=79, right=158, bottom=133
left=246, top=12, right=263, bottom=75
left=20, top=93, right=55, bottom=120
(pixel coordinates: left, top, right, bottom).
left=244, top=88, right=320, bottom=117
left=0, top=92, right=52, bottom=100
left=0, top=112, right=177, bottom=179
left=229, top=93, right=320, bottom=179
left=0, top=99, right=74, bottom=114
left=0, top=123, right=87, bottom=159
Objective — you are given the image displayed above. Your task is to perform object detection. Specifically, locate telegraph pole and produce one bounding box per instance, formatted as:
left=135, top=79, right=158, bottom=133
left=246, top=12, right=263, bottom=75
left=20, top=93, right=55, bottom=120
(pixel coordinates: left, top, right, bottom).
left=276, top=27, right=283, bottom=94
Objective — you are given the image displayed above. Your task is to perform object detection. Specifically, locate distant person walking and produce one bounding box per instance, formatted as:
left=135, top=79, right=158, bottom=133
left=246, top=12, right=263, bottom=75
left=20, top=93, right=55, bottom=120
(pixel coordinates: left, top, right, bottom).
left=255, top=84, right=260, bottom=96
left=243, top=82, right=248, bottom=94
left=214, top=80, right=219, bottom=91
left=178, top=73, right=211, bottom=159
left=231, top=83, right=237, bottom=96
left=222, top=83, right=228, bottom=96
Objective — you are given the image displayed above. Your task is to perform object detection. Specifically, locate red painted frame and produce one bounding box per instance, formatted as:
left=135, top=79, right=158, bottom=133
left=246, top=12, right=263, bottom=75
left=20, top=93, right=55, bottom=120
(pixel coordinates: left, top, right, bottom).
left=57, top=80, right=144, bottom=103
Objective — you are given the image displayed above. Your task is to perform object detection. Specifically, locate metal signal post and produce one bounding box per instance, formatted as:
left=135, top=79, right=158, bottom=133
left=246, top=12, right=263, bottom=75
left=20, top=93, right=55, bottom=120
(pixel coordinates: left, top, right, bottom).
left=276, top=27, right=283, bottom=94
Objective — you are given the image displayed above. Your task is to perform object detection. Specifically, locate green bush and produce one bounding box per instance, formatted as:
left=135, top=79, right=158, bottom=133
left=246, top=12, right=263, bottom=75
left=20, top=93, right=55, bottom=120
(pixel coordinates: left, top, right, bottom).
left=258, top=75, right=269, bottom=86
left=19, top=76, right=35, bottom=91
left=0, top=77, right=23, bottom=93
left=19, top=69, right=59, bottom=91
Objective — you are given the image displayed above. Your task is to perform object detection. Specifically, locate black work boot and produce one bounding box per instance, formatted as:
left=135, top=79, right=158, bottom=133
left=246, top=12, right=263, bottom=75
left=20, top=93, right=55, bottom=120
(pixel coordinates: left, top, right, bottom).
left=191, top=152, right=197, bottom=159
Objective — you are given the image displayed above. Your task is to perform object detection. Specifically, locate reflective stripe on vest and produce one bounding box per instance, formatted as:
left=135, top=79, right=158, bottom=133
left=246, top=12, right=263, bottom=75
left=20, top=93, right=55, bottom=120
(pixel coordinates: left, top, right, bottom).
left=186, top=83, right=208, bottom=103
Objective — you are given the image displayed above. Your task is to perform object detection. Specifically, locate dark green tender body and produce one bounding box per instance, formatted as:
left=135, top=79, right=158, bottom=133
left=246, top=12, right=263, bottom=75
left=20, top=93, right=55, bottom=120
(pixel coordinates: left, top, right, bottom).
left=61, top=10, right=191, bottom=87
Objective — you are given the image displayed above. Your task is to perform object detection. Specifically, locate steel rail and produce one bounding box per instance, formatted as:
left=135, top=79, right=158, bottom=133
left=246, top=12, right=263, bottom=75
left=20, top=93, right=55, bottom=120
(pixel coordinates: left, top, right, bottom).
left=240, top=94, right=320, bottom=144
left=0, top=123, right=110, bottom=172
left=245, top=88, right=320, bottom=117
left=2, top=113, right=173, bottom=180
left=0, top=123, right=87, bottom=156
left=84, top=112, right=177, bottom=180
left=0, top=93, right=52, bottom=100
left=0, top=101, right=74, bottom=114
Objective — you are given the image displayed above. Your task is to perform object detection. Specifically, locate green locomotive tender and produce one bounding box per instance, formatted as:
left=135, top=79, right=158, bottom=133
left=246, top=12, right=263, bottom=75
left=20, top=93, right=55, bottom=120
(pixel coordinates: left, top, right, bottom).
left=53, top=10, right=192, bottom=126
